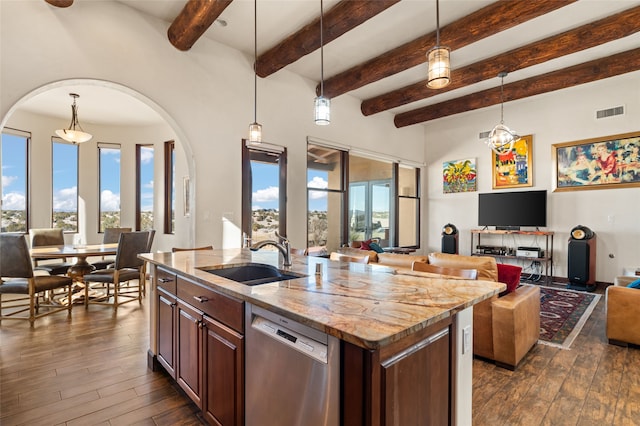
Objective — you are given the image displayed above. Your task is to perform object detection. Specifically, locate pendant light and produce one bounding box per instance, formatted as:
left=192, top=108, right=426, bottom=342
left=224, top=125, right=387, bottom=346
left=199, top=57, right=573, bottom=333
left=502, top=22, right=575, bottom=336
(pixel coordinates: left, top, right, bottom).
left=248, top=0, right=262, bottom=143
left=55, top=93, right=93, bottom=143
left=314, top=0, right=330, bottom=125
left=426, top=0, right=450, bottom=89
left=486, top=72, right=520, bottom=155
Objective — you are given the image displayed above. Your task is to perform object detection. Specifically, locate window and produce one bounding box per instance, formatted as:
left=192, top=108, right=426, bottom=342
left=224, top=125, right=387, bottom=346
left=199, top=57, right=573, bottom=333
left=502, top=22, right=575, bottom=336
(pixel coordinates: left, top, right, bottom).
left=136, top=144, right=154, bottom=231
left=397, top=165, right=420, bottom=247
left=307, top=143, right=346, bottom=255
left=1, top=128, right=29, bottom=232
left=164, top=140, right=175, bottom=234
left=242, top=141, right=287, bottom=245
left=52, top=138, right=78, bottom=232
left=98, top=143, right=121, bottom=232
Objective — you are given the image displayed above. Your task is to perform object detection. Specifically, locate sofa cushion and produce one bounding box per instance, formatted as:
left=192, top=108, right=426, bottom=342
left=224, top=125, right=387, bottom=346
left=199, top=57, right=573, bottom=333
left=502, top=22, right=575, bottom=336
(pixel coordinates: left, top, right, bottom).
left=627, top=278, right=640, bottom=289
left=368, top=241, right=385, bottom=253
left=428, top=252, right=498, bottom=282
left=497, top=263, right=522, bottom=293
left=376, top=253, right=427, bottom=270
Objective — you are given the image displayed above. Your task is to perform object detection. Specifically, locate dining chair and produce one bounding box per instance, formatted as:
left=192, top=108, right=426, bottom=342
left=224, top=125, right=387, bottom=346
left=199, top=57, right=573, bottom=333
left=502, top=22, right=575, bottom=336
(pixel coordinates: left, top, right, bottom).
left=172, top=245, right=214, bottom=252
left=412, top=261, right=478, bottom=279
left=82, top=231, right=149, bottom=311
left=0, top=233, right=73, bottom=326
left=29, top=228, right=73, bottom=276
left=329, top=252, right=370, bottom=264
left=90, top=227, right=132, bottom=270
left=289, top=247, right=307, bottom=256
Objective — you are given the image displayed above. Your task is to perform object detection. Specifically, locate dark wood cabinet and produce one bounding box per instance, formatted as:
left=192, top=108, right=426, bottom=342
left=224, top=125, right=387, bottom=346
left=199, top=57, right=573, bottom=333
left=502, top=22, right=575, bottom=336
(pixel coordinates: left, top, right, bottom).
left=177, top=300, right=204, bottom=408
left=157, top=287, right=177, bottom=378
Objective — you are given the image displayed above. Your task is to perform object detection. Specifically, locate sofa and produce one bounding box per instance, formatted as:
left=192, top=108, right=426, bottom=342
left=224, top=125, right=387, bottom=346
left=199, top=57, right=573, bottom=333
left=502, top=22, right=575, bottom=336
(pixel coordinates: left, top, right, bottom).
left=336, top=247, right=428, bottom=271
left=606, top=275, right=640, bottom=346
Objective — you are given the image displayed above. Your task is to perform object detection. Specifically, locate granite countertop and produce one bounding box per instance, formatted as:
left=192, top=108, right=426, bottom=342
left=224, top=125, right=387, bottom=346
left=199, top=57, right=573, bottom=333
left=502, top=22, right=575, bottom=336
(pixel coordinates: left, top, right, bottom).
left=141, top=249, right=505, bottom=350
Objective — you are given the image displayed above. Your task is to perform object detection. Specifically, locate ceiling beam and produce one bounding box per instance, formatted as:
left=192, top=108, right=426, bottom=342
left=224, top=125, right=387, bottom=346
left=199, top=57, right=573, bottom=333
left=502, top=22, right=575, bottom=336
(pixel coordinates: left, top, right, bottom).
left=44, top=0, right=73, bottom=7
left=255, top=0, right=400, bottom=78
left=317, top=0, right=577, bottom=99
left=362, top=6, right=640, bottom=116
left=393, top=48, right=640, bottom=128
left=168, top=0, right=234, bottom=51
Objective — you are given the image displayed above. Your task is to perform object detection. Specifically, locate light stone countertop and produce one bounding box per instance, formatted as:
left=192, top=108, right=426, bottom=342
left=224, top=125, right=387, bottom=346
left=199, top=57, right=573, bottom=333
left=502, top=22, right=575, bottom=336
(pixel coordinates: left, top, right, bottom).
left=141, top=248, right=505, bottom=349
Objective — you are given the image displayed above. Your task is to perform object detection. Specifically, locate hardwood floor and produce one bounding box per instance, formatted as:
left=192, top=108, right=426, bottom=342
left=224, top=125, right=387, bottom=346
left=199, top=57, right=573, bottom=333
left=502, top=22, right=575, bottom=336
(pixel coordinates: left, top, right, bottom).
left=1, top=283, right=638, bottom=425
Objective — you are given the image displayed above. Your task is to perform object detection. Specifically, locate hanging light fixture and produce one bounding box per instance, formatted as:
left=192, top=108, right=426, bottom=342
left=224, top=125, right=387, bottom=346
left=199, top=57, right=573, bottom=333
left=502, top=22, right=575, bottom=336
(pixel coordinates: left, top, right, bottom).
left=486, top=72, right=520, bottom=155
left=55, top=93, right=92, bottom=143
left=426, top=0, right=450, bottom=89
left=314, top=0, right=330, bottom=125
left=248, top=0, right=262, bottom=143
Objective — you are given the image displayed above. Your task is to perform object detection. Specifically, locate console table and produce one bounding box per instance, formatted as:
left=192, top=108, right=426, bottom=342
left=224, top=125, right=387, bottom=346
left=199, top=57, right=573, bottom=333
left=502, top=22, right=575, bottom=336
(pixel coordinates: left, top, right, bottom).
left=470, top=229, right=554, bottom=285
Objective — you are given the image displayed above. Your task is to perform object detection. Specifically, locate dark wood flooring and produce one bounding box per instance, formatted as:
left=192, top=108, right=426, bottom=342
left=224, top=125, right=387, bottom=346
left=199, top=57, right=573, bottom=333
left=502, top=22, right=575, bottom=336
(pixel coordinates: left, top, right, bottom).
left=1, top=283, right=638, bottom=425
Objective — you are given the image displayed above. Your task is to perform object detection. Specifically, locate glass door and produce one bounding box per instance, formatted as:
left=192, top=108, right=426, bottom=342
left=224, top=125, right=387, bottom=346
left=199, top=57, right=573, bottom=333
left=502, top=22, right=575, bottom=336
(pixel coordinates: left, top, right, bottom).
left=349, top=180, right=391, bottom=246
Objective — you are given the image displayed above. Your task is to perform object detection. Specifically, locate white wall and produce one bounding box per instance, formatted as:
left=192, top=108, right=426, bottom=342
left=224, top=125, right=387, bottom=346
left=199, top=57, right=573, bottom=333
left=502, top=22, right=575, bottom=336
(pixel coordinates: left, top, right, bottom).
left=422, top=71, right=640, bottom=282
left=0, top=0, right=424, bottom=252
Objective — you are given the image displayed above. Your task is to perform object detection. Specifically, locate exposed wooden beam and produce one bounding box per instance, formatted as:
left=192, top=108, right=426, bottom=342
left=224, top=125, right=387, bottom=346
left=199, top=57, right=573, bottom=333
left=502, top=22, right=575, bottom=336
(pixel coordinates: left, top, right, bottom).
left=362, top=6, right=640, bottom=116
left=255, top=0, right=400, bottom=78
left=393, top=48, right=640, bottom=128
left=44, top=0, right=73, bottom=7
left=168, top=0, right=234, bottom=51
left=318, top=0, right=577, bottom=99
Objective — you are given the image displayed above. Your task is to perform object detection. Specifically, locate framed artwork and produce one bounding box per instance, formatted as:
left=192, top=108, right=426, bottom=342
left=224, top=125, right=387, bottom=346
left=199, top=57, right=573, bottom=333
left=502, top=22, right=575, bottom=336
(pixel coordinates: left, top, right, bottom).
left=183, top=176, right=191, bottom=217
left=491, top=134, right=533, bottom=189
left=443, top=158, right=477, bottom=193
left=553, top=131, right=640, bottom=192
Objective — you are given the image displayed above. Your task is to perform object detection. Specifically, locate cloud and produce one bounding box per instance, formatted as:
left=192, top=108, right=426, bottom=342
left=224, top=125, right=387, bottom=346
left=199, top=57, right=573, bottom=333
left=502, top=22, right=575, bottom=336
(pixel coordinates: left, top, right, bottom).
left=2, top=192, right=25, bottom=210
left=139, top=147, right=154, bottom=164
left=307, top=176, right=328, bottom=189
left=100, top=189, right=121, bottom=211
left=2, top=175, right=17, bottom=189
left=252, top=186, right=279, bottom=203
left=144, top=179, right=154, bottom=189
left=53, top=186, right=78, bottom=211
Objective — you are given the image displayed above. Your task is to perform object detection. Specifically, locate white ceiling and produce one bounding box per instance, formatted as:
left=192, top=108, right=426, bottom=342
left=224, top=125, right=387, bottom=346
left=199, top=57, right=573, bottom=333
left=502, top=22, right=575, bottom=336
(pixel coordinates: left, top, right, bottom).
left=13, top=0, right=640, bottom=127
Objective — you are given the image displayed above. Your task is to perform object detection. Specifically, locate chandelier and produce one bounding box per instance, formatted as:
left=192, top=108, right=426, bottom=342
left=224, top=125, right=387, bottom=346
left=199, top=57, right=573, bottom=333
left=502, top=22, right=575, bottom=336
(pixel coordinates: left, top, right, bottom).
left=55, top=93, right=92, bottom=143
left=486, top=72, right=519, bottom=154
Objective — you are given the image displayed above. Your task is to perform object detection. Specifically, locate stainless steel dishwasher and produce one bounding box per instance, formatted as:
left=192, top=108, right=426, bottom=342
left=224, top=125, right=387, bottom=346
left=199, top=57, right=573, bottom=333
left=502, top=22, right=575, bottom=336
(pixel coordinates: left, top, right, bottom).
left=245, top=303, right=340, bottom=426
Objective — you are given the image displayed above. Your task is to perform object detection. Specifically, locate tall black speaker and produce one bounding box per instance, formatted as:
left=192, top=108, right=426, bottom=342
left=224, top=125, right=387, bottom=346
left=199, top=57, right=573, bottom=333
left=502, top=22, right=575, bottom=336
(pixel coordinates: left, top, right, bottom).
left=441, top=224, right=458, bottom=254
left=567, top=225, right=596, bottom=292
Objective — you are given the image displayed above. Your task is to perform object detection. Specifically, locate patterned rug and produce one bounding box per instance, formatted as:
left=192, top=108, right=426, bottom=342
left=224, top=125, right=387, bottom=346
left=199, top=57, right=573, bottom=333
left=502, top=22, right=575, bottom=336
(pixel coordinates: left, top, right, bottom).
left=538, top=285, right=601, bottom=349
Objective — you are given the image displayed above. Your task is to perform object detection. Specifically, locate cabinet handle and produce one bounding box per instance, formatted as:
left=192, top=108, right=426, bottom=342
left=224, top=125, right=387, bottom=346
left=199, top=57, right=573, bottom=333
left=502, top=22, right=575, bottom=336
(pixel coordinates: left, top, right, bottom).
left=193, top=295, right=209, bottom=303
left=158, top=277, right=174, bottom=283
left=198, top=320, right=204, bottom=329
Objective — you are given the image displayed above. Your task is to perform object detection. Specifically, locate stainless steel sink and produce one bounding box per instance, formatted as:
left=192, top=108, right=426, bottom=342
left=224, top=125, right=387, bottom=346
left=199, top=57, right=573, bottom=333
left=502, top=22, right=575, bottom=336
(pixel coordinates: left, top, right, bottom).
left=201, top=263, right=306, bottom=286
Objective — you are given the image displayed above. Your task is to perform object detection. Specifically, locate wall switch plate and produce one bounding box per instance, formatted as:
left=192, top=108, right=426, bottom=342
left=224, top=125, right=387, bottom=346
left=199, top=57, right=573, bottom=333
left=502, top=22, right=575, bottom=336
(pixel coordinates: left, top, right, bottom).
left=462, top=325, right=471, bottom=354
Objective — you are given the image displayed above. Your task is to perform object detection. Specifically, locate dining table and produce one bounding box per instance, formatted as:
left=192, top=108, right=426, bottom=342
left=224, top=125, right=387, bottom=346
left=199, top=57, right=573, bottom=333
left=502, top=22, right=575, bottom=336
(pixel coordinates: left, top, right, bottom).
left=30, top=243, right=119, bottom=282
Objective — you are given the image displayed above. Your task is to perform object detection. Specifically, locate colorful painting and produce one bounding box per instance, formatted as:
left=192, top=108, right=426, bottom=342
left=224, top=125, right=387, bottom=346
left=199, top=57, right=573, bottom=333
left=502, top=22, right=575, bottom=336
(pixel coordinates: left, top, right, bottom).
left=443, top=158, right=477, bottom=194
left=492, top=135, right=533, bottom=189
left=553, top=132, right=640, bottom=191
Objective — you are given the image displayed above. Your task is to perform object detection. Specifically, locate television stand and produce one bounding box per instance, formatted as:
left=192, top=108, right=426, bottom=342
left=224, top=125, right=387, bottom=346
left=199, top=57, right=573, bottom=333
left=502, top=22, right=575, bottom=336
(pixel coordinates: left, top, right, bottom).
left=470, top=229, right=554, bottom=285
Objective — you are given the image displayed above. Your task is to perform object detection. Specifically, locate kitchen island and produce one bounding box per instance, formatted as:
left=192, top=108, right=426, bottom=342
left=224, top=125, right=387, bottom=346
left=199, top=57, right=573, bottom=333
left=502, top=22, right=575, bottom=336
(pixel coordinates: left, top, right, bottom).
left=141, top=249, right=504, bottom=426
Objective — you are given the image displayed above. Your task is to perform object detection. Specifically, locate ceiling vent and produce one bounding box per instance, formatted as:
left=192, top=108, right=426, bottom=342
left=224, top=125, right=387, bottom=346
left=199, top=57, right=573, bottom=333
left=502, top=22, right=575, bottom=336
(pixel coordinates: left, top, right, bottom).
left=479, top=131, right=490, bottom=139
left=596, top=106, right=624, bottom=119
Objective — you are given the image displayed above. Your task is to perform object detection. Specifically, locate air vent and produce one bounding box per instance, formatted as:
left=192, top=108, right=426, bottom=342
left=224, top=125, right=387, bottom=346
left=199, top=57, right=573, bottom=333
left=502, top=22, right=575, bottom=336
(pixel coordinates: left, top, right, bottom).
left=479, top=131, right=490, bottom=139
left=596, top=106, right=624, bottom=119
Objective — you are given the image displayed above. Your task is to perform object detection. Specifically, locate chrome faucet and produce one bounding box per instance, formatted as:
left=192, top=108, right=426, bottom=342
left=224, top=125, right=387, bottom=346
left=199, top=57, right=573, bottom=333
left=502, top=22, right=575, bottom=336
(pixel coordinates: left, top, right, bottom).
left=250, top=231, right=292, bottom=267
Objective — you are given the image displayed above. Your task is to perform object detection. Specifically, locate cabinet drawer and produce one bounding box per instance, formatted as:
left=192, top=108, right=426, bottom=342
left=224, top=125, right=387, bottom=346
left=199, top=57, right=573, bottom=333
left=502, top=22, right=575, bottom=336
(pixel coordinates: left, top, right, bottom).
left=177, top=276, right=244, bottom=333
left=157, top=267, right=177, bottom=295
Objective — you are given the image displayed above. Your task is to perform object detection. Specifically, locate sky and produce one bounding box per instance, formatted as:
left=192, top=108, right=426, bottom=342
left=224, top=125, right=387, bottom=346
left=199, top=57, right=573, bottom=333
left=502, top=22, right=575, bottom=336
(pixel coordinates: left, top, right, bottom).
left=1, top=134, right=155, bottom=213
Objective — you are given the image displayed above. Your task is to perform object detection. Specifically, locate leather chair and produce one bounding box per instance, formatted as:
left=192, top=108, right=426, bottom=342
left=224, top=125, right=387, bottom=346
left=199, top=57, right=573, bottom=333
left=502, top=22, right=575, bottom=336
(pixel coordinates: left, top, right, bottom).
left=90, top=227, right=132, bottom=270
left=412, top=262, right=478, bottom=279
left=29, top=228, right=73, bottom=276
left=329, top=252, right=370, bottom=264
left=0, top=233, right=73, bottom=326
left=82, top=231, right=149, bottom=310
left=606, top=276, right=640, bottom=346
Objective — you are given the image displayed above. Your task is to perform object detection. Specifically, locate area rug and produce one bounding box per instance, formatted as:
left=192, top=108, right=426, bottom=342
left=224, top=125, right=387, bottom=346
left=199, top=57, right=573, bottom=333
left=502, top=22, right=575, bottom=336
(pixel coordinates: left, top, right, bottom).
left=538, top=285, right=601, bottom=349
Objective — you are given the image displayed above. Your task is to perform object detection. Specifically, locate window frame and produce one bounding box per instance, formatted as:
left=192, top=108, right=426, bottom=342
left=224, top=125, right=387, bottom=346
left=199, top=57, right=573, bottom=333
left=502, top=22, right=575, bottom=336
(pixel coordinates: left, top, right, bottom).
left=136, top=143, right=154, bottom=231
left=0, top=127, right=30, bottom=233
left=163, top=140, right=175, bottom=234
left=51, top=137, right=79, bottom=233
left=97, top=142, right=122, bottom=233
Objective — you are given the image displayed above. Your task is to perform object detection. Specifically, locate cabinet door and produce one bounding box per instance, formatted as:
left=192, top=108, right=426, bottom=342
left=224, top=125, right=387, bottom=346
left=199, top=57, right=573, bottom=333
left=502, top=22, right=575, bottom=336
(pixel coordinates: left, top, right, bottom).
left=381, top=327, right=451, bottom=425
left=202, top=316, right=244, bottom=426
left=177, top=300, right=203, bottom=408
left=157, top=288, right=176, bottom=378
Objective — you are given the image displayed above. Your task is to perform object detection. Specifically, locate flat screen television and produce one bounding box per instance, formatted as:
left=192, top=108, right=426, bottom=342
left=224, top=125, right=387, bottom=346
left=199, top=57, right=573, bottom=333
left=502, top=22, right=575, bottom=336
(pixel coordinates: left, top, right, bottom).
left=478, top=190, right=547, bottom=229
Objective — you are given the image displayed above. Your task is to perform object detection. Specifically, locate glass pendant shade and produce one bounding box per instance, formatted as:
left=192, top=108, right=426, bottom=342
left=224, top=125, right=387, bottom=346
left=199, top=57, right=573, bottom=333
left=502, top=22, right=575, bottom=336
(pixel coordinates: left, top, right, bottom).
left=314, top=96, right=330, bottom=125
left=56, top=93, right=93, bottom=143
left=426, top=46, right=451, bottom=89
left=486, top=123, right=519, bottom=155
left=248, top=122, right=262, bottom=143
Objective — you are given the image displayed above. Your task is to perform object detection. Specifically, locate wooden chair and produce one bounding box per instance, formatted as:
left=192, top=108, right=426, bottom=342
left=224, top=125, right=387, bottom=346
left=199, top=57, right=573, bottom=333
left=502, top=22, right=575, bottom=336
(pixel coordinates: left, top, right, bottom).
left=412, top=261, right=478, bottom=279
left=329, top=252, right=370, bottom=264
left=172, top=245, right=214, bottom=252
left=90, top=227, right=132, bottom=270
left=29, top=228, right=72, bottom=276
left=290, top=247, right=307, bottom=256
left=0, top=233, right=73, bottom=326
left=83, top=231, right=149, bottom=311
